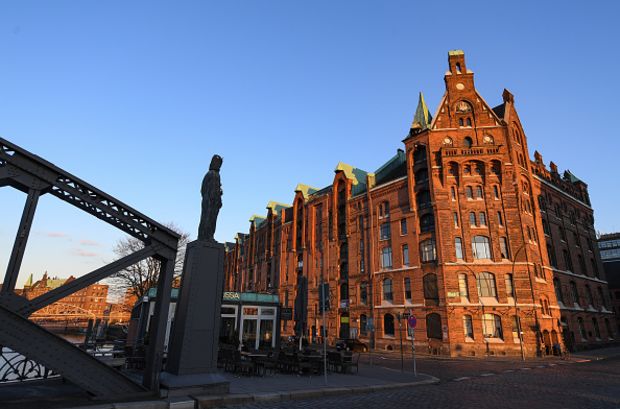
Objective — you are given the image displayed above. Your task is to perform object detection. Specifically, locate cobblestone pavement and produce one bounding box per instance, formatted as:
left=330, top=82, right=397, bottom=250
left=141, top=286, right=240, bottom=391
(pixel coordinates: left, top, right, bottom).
left=227, top=355, right=620, bottom=409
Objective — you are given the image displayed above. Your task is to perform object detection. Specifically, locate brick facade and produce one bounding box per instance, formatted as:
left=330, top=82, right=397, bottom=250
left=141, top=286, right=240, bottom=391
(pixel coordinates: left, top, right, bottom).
left=224, top=51, right=617, bottom=356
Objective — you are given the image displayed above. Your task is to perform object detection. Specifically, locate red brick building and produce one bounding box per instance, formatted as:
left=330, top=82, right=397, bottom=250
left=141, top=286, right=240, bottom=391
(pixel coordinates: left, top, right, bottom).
left=223, top=51, right=617, bottom=356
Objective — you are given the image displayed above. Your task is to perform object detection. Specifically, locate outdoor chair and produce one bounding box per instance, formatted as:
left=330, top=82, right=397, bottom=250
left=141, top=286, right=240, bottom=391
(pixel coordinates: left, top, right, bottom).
left=341, top=352, right=359, bottom=374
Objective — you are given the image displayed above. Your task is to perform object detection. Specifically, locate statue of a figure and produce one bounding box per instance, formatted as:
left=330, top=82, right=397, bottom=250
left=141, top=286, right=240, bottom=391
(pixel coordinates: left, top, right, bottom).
left=198, top=155, right=223, bottom=242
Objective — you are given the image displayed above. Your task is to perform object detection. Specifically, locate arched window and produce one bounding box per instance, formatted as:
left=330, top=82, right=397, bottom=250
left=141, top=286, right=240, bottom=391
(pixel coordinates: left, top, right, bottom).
left=472, top=236, right=492, bottom=259
left=360, top=314, right=368, bottom=335
left=413, top=146, right=427, bottom=164
left=554, top=278, right=564, bottom=304
left=384, top=314, right=395, bottom=336
left=420, top=213, right=435, bottom=233
left=482, top=314, right=503, bottom=339
left=382, top=278, right=393, bottom=303
left=578, top=317, right=587, bottom=340
left=464, top=137, right=473, bottom=148
left=592, top=318, right=601, bottom=339
left=479, top=212, right=487, bottom=226
left=420, top=239, right=436, bottom=262
left=469, top=212, right=477, bottom=226
left=477, top=272, right=497, bottom=298
left=466, top=186, right=473, bottom=199
left=466, top=118, right=472, bottom=127
left=426, top=313, right=442, bottom=340
left=423, top=273, right=439, bottom=303
left=570, top=281, right=580, bottom=306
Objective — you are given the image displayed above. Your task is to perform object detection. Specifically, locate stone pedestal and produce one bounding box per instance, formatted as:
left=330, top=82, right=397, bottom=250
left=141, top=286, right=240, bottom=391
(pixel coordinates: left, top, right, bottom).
left=161, top=240, right=229, bottom=395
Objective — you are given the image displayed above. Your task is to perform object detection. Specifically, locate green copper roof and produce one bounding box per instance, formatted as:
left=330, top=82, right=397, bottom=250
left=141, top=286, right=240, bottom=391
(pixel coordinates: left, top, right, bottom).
left=335, top=162, right=368, bottom=197
left=411, top=92, right=432, bottom=130
left=564, top=170, right=584, bottom=185
left=266, top=201, right=290, bottom=214
left=295, top=183, right=319, bottom=199
left=375, top=149, right=407, bottom=186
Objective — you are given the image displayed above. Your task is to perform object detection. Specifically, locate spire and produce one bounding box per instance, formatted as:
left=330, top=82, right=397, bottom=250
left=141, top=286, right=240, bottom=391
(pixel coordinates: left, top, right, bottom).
left=24, top=273, right=33, bottom=287
left=411, top=92, right=432, bottom=132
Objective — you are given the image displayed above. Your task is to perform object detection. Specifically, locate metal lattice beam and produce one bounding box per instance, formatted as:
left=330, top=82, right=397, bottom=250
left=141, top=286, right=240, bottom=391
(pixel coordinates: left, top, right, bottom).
left=0, top=138, right=180, bottom=397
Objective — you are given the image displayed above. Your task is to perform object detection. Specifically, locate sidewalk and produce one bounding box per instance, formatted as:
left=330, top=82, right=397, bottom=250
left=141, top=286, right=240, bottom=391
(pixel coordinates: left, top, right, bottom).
left=194, top=364, right=437, bottom=408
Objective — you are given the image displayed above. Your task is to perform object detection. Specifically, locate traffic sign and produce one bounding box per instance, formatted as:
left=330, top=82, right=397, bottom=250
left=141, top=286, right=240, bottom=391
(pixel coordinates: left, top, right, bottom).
left=407, top=316, right=417, bottom=328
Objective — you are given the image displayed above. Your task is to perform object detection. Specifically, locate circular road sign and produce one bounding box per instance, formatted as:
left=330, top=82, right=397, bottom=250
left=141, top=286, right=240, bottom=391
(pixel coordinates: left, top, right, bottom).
left=407, top=316, right=417, bottom=328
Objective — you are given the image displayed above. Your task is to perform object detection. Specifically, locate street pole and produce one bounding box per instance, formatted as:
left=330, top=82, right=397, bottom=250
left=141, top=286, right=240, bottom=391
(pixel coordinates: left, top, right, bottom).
left=411, top=328, right=417, bottom=377
left=321, top=279, right=328, bottom=385
left=398, top=313, right=404, bottom=372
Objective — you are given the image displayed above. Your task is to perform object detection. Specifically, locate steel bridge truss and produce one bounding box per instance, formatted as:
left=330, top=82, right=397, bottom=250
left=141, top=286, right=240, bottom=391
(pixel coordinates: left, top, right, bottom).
left=0, top=138, right=179, bottom=398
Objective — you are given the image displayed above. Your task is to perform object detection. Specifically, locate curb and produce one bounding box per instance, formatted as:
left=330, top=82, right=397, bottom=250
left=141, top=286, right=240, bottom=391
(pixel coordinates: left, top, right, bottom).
left=194, top=375, right=440, bottom=408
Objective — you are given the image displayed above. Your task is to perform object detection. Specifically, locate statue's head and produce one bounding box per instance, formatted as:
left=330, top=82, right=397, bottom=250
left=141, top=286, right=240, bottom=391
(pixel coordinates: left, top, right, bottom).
left=210, top=154, right=223, bottom=171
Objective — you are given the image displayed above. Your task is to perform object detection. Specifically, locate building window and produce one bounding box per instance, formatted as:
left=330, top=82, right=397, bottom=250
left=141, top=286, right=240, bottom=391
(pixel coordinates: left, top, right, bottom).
left=469, top=212, right=477, bottom=226
left=578, top=317, right=587, bottom=340
left=585, top=285, right=594, bottom=307
left=402, top=244, right=410, bottom=266
left=563, top=250, right=573, bottom=272
left=380, top=222, right=391, bottom=240
left=453, top=212, right=459, bottom=228
left=559, top=226, right=567, bottom=242
left=472, top=236, right=492, bottom=259
left=554, top=278, right=564, bottom=304
left=426, top=313, right=442, bottom=340
left=500, top=237, right=509, bottom=259
left=482, top=314, right=503, bottom=339
left=463, top=315, right=474, bottom=339
left=464, top=137, right=473, bottom=148
left=381, top=247, right=393, bottom=269
left=593, top=318, right=601, bottom=339
left=479, top=212, right=487, bottom=226
left=400, top=219, right=408, bottom=235
left=505, top=273, right=515, bottom=298
left=497, top=211, right=504, bottom=227
left=455, top=237, right=464, bottom=259
left=547, top=244, right=558, bottom=268
left=379, top=201, right=390, bottom=218
left=591, top=258, right=599, bottom=278
left=477, top=272, right=497, bottom=298
left=466, top=186, right=473, bottom=199
left=458, top=273, right=469, bottom=300
left=542, top=220, right=550, bottom=235
left=476, top=186, right=483, bottom=199
left=451, top=186, right=456, bottom=200
left=360, top=314, right=368, bottom=335
left=383, top=314, right=395, bottom=337
left=570, top=281, right=580, bottom=306
left=605, top=319, right=614, bottom=340
left=404, top=277, right=412, bottom=301
left=423, top=273, right=439, bottom=304
left=360, top=283, right=368, bottom=305
left=420, top=213, right=435, bottom=232
left=383, top=278, right=393, bottom=302
left=493, top=185, right=500, bottom=199
left=420, top=239, right=436, bottom=262
left=597, top=287, right=607, bottom=309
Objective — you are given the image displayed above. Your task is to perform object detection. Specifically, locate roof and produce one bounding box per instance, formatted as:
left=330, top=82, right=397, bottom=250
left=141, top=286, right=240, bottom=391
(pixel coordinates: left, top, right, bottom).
left=492, top=103, right=505, bottom=119
left=335, top=162, right=368, bottom=196
left=249, top=215, right=266, bottom=228
left=266, top=201, right=290, bottom=214
left=374, top=149, right=407, bottom=187
left=411, top=92, right=432, bottom=131
left=563, top=170, right=584, bottom=185
left=294, top=183, right=319, bottom=199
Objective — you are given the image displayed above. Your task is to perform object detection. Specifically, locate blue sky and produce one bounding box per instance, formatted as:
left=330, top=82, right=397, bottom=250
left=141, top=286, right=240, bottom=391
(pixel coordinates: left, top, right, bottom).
left=1, top=1, right=619, bottom=287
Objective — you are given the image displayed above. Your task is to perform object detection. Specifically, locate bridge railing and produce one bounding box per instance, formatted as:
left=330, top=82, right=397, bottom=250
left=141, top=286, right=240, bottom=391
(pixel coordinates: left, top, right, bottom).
left=0, top=346, right=58, bottom=383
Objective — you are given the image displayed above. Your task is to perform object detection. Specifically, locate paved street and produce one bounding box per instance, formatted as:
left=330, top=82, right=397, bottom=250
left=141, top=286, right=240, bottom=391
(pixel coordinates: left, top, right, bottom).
left=227, top=352, right=620, bottom=409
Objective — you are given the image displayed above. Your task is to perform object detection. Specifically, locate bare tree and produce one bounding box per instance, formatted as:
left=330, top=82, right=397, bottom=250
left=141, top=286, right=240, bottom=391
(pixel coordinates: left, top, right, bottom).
left=108, top=223, right=190, bottom=300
